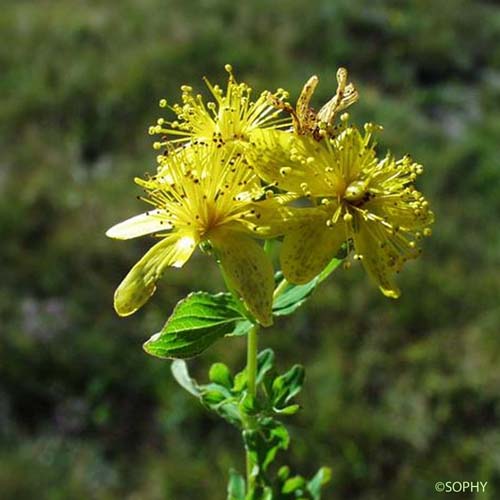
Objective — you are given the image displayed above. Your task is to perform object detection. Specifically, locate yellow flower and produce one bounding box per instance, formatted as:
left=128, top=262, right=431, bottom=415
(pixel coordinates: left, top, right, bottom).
left=149, top=65, right=291, bottom=153
left=248, top=121, right=434, bottom=298
left=268, top=67, right=358, bottom=139
left=106, top=144, right=301, bottom=326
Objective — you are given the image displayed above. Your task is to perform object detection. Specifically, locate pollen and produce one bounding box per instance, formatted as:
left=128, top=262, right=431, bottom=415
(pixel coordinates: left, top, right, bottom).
left=247, top=119, right=434, bottom=298
left=149, top=66, right=292, bottom=152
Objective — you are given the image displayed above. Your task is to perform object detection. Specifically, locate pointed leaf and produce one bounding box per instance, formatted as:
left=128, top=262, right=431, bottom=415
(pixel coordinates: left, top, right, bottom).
left=272, top=255, right=342, bottom=317
left=273, top=404, right=300, bottom=415
left=227, top=469, right=246, bottom=500
left=307, top=467, right=332, bottom=500
left=272, top=365, right=305, bottom=409
left=278, top=465, right=291, bottom=482
left=170, top=360, right=200, bottom=397
left=200, top=383, right=233, bottom=406
left=144, top=292, right=247, bottom=359
left=244, top=418, right=290, bottom=472
left=282, top=475, right=306, bottom=494
left=256, top=349, right=275, bottom=384
left=239, top=391, right=258, bottom=416
left=272, top=278, right=319, bottom=316
left=318, top=256, right=343, bottom=282
left=229, top=319, right=254, bottom=337
left=232, top=349, right=275, bottom=394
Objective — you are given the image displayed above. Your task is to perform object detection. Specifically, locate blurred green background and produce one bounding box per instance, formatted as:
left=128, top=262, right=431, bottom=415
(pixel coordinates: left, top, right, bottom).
left=2, top=0, right=500, bottom=498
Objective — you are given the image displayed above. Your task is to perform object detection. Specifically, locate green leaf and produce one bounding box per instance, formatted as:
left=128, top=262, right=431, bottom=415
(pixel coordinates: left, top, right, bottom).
left=256, top=349, right=275, bottom=385
left=170, top=360, right=200, bottom=397
left=229, top=319, right=254, bottom=337
left=278, top=465, right=291, bottom=482
left=209, top=400, right=242, bottom=426
left=272, top=365, right=305, bottom=409
left=200, top=383, right=232, bottom=406
left=233, top=370, right=247, bottom=394
left=244, top=418, right=290, bottom=472
left=232, top=349, right=275, bottom=394
left=262, top=420, right=290, bottom=470
left=227, top=469, right=246, bottom=500
left=209, top=362, right=233, bottom=388
left=282, top=475, right=306, bottom=494
left=143, top=292, right=247, bottom=359
left=272, top=277, right=318, bottom=317
left=306, top=467, right=332, bottom=500
left=272, top=256, right=342, bottom=317
left=239, top=391, right=259, bottom=416
left=318, top=256, right=343, bottom=282
left=273, top=404, right=300, bottom=415
left=171, top=360, right=242, bottom=425
left=221, top=405, right=242, bottom=425
left=261, top=487, right=274, bottom=500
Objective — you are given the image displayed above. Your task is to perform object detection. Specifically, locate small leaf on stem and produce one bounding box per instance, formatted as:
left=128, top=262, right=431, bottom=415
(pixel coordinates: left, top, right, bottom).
left=144, top=292, right=249, bottom=359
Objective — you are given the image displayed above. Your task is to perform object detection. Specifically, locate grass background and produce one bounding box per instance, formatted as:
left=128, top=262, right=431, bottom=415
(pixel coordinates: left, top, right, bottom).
left=1, top=0, right=500, bottom=498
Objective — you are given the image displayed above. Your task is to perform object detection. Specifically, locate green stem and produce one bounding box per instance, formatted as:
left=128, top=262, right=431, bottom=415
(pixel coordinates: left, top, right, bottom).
left=245, top=323, right=259, bottom=491
left=244, top=279, right=287, bottom=491
left=247, top=324, right=259, bottom=396
left=273, top=277, right=289, bottom=300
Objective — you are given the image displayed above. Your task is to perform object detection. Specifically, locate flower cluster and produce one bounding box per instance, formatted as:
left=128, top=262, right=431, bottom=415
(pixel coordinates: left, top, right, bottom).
left=107, top=66, right=434, bottom=324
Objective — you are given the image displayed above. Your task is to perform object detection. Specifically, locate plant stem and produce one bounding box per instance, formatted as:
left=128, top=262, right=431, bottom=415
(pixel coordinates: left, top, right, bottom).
left=244, top=279, right=287, bottom=491
left=247, top=324, right=259, bottom=396
left=245, top=323, right=259, bottom=490
left=273, top=277, right=289, bottom=300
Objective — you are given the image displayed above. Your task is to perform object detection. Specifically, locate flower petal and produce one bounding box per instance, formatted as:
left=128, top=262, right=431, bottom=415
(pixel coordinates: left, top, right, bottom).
left=248, top=129, right=331, bottom=195
left=211, top=228, right=274, bottom=327
left=281, top=221, right=345, bottom=284
left=241, top=198, right=325, bottom=238
left=114, top=233, right=197, bottom=316
left=353, top=223, right=401, bottom=299
left=106, top=210, right=172, bottom=240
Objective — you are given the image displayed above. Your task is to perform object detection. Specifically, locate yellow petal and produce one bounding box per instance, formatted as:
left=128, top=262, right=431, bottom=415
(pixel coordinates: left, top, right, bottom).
left=353, top=224, right=401, bottom=299
left=281, top=221, right=345, bottom=284
left=242, top=198, right=325, bottom=238
left=210, top=228, right=274, bottom=327
left=106, top=210, right=172, bottom=240
left=114, top=233, right=197, bottom=316
left=248, top=129, right=331, bottom=195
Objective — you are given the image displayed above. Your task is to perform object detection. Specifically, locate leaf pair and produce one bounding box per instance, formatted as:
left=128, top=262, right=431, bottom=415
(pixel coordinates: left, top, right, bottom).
left=172, top=350, right=331, bottom=499
left=144, top=257, right=342, bottom=360
left=227, top=465, right=331, bottom=500
left=170, top=349, right=304, bottom=426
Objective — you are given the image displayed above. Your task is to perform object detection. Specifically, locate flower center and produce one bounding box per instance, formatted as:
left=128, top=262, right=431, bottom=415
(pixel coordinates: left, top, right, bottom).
left=343, top=180, right=368, bottom=205
left=198, top=207, right=225, bottom=236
